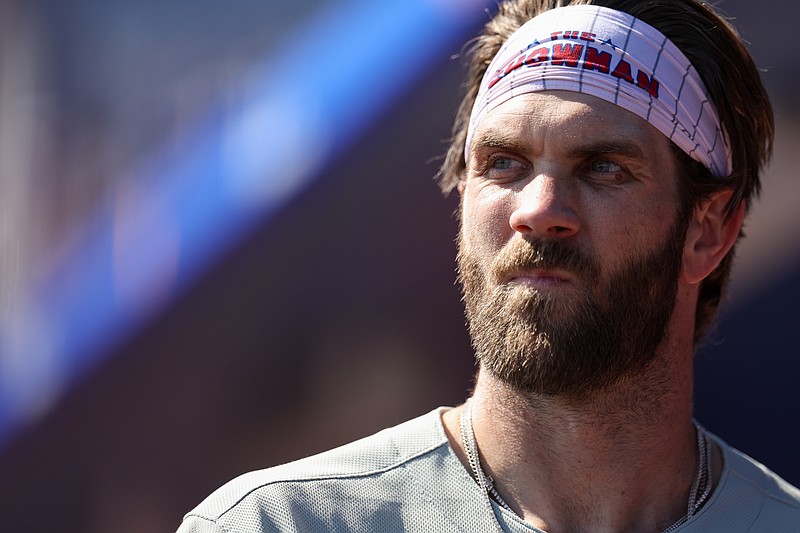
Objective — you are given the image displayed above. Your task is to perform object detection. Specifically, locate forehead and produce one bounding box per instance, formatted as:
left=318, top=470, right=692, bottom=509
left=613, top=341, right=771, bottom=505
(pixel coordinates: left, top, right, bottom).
left=469, top=90, right=672, bottom=157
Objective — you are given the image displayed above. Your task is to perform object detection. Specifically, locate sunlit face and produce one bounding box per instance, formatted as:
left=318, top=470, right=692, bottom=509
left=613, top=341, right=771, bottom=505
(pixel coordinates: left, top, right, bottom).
left=458, top=91, right=689, bottom=398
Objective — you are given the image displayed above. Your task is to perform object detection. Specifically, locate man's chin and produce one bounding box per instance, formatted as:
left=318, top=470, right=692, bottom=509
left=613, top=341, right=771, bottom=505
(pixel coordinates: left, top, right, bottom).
left=502, top=284, right=585, bottom=323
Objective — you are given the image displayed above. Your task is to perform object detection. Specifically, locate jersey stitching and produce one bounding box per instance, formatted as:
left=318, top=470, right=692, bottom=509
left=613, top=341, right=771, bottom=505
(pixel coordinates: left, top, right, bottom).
left=213, top=438, right=451, bottom=522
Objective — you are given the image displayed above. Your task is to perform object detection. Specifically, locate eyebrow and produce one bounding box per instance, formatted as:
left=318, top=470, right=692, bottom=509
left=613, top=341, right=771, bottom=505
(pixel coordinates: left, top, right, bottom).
left=570, top=139, right=649, bottom=161
left=469, top=130, right=528, bottom=155
left=471, top=129, right=649, bottom=162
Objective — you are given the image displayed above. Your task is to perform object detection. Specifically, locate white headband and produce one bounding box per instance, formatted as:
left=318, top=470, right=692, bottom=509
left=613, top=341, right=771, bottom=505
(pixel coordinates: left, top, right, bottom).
left=465, top=5, right=731, bottom=177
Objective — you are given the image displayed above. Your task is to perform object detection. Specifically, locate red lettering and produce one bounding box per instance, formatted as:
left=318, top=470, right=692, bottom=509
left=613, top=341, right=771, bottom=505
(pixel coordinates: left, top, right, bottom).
left=524, top=47, right=550, bottom=66
left=551, top=31, right=561, bottom=41
left=569, top=31, right=580, bottom=39
left=487, top=71, right=501, bottom=89
left=580, top=32, right=596, bottom=42
left=611, top=58, right=634, bottom=84
left=503, top=53, right=526, bottom=76
left=636, top=70, right=660, bottom=98
left=551, top=44, right=584, bottom=67
left=487, top=72, right=504, bottom=89
left=583, top=46, right=612, bottom=74
left=487, top=55, right=520, bottom=89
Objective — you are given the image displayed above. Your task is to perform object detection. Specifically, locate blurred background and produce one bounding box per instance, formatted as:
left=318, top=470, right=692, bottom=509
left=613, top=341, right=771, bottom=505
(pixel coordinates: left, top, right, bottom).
left=0, top=0, right=797, bottom=531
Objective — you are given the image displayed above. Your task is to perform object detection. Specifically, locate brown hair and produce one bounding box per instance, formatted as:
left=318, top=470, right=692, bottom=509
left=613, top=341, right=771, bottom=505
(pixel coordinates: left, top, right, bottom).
left=438, top=0, right=774, bottom=342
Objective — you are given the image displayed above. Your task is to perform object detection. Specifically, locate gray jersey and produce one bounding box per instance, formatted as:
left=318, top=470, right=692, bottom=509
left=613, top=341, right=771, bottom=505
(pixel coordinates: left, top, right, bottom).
left=177, top=408, right=800, bottom=532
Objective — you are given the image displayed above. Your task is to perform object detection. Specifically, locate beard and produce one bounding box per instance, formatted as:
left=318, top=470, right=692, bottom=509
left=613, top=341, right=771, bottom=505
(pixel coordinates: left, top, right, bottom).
left=457, top=218, right=688, bottom=400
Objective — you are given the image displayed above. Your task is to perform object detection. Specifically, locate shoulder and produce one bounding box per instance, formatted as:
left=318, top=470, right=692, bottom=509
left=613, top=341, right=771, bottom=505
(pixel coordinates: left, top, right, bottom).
left=698, top=433, right=800, bottom=530
left=720, top=437, right=800, bottom=504
left=177, top=408, right=458, bottom=532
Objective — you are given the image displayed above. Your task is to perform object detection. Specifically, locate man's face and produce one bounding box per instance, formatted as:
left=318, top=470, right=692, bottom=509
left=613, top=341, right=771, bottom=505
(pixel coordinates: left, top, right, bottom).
left=458, top=91, right=689, bottom=399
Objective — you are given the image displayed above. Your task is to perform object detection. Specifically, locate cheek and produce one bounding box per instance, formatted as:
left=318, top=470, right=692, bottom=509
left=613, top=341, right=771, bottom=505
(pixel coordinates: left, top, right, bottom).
left=461, top=185, right=514, bottom=255
left=586, top=194, right=678, bottom=271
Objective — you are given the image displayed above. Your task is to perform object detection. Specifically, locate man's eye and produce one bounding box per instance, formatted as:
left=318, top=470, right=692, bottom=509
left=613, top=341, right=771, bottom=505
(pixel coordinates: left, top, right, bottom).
left=471, top=154, right=529, bottom=184
left=586, top=158, right=630, bottom=185
left=490, top=157, right=518, bottom=170
left=591, top=159, right=623, bottom=173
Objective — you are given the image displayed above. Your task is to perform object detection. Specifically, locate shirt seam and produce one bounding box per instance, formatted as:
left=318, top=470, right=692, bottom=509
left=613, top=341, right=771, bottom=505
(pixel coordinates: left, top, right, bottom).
left=727, top=468, right=800, bottom=510
left=181, top=512, right=231, bottom=533
left=203, top=437, right=451, bottom=524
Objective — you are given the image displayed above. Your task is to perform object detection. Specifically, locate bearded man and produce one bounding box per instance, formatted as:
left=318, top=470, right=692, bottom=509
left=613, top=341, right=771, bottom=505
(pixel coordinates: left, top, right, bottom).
left=177, top=1, right=800, bottom=531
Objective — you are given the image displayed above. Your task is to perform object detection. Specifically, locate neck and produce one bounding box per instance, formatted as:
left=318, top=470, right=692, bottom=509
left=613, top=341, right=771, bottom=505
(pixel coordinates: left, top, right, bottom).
left=443, top=341, right=704, bottom=533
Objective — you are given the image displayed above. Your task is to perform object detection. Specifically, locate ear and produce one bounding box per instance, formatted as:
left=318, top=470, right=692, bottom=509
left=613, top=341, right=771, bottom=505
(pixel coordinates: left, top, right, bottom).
left=681, top=190, right=745, bottom=285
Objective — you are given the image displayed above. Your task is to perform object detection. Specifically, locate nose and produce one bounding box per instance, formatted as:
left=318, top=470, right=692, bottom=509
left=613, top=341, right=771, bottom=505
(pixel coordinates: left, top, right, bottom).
left=508, top=172, right=580, bottom=239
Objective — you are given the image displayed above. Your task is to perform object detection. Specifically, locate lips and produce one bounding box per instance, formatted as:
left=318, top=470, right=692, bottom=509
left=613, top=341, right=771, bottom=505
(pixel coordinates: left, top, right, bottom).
left=489, top=237, right=599, bottom=289
left=506, top=268, right=574, bottom=289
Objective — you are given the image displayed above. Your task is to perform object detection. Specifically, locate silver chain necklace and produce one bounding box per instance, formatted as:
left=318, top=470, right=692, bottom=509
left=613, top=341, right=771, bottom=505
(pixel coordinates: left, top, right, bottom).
left=459, top=399, right=713, bottom=532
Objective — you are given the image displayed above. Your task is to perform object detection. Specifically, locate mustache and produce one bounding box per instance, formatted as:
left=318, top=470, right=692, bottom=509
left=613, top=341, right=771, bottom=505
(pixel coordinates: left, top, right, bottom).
left=490, top=238, right=600, bottom=284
